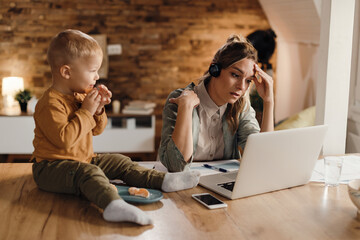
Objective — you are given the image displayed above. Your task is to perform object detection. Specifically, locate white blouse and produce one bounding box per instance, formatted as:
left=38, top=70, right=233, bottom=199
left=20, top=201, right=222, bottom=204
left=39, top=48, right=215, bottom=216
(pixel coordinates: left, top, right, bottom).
left=193, top=81, right=227, bottom=161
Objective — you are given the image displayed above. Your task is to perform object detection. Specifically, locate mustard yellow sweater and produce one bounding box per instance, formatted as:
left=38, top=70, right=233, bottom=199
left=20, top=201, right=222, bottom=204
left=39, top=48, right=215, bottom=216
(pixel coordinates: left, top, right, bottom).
left=32, top=87, right=107, bottom=163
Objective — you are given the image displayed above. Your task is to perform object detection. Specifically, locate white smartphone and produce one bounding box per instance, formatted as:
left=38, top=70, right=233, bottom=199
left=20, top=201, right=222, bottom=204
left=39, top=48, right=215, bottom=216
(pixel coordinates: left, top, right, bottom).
left=192, top=193, right=227, bottom=209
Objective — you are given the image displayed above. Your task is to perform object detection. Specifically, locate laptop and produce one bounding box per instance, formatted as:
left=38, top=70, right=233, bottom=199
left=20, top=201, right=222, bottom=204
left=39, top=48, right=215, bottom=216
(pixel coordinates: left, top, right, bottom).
left=198, top=125, right=328, bottom=199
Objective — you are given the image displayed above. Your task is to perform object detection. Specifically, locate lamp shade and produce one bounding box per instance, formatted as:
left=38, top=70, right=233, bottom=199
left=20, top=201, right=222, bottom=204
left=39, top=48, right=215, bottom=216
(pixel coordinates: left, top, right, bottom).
left=2, top=77, right=24, bottom=96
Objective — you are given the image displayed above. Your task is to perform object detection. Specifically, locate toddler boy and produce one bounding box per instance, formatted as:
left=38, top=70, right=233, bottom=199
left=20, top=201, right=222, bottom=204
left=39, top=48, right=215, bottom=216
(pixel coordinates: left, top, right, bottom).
left=31, top=29, right=200, bottom=225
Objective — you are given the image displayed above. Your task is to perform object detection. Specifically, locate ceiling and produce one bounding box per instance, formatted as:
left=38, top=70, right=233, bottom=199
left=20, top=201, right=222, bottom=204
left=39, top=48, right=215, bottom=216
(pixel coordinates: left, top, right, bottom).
left=258, top=0, right=321, bottom=44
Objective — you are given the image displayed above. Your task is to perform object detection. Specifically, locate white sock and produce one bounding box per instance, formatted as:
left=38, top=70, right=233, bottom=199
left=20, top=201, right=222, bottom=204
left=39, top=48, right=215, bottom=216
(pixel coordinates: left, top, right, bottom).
left=103, top=199, right=153, bottom=225
left=161, top=170, right=201, bottom=192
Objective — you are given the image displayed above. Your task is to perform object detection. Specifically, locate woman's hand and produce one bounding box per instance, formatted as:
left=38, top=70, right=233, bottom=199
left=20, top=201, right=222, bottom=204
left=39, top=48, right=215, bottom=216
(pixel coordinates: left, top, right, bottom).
left=253, top=64, right=274, bottom=132
left=252, top=64, right=274, bottom=104
left=169, top=90, right=200, bottom=109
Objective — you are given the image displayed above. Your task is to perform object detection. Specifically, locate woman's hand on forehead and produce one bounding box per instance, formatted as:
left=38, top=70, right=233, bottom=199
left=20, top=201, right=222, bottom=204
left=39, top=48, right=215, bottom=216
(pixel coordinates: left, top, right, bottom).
left=252, top=64, right=274, bottom=103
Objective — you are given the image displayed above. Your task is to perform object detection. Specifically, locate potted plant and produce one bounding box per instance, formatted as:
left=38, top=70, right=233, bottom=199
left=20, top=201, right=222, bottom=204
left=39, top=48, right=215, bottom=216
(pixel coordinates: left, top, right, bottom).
left=15, top=89, right=32, bottom=113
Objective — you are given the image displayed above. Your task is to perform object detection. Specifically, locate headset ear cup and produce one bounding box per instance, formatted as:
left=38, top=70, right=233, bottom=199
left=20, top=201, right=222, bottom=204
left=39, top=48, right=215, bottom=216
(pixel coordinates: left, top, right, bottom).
left=209, top=63, right=221, bottom=77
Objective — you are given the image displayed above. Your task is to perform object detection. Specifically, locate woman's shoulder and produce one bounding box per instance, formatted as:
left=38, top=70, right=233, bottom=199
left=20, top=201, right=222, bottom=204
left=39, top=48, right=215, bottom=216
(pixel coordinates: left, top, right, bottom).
left=238, top=101, right=255, bottom=117
left=167, top=82, right=196, bottom=99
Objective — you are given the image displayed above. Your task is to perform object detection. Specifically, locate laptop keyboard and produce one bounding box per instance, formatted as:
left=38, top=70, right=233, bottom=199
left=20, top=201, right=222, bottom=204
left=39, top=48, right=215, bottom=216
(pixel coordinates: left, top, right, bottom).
left=218, top=181, right=235, bottom=191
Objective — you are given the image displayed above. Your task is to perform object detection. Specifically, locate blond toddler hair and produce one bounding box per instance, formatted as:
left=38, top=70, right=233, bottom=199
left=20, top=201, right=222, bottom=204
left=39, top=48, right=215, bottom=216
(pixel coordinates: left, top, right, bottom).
left=47, top=29, right=102, bottom=72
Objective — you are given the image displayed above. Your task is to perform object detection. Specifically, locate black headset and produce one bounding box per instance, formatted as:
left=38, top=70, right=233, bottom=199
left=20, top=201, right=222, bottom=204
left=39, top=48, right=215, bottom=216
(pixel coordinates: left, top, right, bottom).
left=209, top=63, right=222, bottom=77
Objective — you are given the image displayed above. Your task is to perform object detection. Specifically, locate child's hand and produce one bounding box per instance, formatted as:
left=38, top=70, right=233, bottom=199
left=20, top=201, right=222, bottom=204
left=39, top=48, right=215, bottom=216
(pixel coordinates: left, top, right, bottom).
left=81, top=89, right=101, bottom=115
left=95, top=84, right=112, bottom=115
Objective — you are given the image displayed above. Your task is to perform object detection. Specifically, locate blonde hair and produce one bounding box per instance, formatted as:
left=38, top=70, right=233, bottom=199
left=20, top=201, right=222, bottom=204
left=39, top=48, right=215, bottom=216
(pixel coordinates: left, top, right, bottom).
left=47, top=29, right=102, bottom=71
left=199, top=34, right=258, bottom=134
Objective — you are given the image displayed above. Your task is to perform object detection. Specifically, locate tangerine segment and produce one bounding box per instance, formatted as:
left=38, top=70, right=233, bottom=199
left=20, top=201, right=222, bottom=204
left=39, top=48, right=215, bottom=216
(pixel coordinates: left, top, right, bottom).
left=128, top=187, right=150, bottom=198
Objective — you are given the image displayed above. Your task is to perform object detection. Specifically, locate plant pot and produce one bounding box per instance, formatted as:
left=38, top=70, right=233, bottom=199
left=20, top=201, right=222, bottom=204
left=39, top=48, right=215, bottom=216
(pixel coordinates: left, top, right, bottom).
left=19, top=102, right=28, bottom=113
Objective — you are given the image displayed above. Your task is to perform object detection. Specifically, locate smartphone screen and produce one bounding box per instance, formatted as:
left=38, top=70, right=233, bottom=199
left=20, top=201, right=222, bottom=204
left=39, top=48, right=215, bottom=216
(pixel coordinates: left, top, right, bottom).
left=194, top=194, right=224, bottom=205
left=192, top=193, right=227, bottom=209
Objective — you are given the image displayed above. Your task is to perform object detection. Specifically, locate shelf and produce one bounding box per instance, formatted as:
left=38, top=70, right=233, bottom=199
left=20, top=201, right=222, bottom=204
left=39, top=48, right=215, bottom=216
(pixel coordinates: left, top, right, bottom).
left=0, top=114, right=155, bottom=154
left=109, top=115, right=153, bottom=129
left=106, top=112, right=154, bottom=118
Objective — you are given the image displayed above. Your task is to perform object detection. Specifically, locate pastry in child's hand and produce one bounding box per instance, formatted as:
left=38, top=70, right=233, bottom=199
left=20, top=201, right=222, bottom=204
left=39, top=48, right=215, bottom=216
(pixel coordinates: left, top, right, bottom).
left=85, top=84, right=106, bottom=96
left=128, top=187, right=150, bottom=198
left=85, top=85, right=104, bottom=94
left=85, top=87, right=96, bottom=94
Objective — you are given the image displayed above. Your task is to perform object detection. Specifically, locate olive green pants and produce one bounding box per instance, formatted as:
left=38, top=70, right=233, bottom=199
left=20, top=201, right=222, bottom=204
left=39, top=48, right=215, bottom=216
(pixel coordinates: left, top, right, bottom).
left=32, top=153, right=165, bottom=209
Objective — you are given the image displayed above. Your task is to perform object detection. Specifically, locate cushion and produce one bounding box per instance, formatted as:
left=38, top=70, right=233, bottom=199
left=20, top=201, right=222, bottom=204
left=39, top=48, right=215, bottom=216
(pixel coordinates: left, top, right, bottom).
left=275, top=106, right=316, bottom=131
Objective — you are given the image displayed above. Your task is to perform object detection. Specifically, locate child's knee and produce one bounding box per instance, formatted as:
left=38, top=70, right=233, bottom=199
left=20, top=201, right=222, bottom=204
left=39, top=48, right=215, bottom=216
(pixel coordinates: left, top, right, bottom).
left=77, top=164, right=107, bottom=180
left=110, top=153, right=137, bottom=170
left=113, top=153, right=133, bottom=164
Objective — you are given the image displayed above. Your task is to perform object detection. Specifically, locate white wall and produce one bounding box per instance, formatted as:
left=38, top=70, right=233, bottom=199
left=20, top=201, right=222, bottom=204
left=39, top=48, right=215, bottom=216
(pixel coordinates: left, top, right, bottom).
left=347, top=0, right=360, bottom=153
left=315, top=0, right=355, bottom=155
left=259, top=0, right=358, bottom=154
left=275, top=41, right=318, bottom=122
left=258, top=0, right=321, bottom=122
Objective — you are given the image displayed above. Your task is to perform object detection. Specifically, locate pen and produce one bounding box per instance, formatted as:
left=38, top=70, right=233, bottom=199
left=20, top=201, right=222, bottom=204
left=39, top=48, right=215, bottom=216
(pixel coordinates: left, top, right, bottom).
left=203, top=164, right=228, bottom=173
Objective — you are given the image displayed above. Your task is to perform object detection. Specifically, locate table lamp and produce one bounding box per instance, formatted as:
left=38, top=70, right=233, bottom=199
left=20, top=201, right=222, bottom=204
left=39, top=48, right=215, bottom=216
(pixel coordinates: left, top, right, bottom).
left=2, top=77, right=24, bottom=109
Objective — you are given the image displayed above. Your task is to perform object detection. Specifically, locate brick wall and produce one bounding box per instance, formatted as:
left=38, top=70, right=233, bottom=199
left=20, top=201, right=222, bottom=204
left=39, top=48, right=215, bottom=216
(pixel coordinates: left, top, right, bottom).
left=0, top=0, right=270, bottom=160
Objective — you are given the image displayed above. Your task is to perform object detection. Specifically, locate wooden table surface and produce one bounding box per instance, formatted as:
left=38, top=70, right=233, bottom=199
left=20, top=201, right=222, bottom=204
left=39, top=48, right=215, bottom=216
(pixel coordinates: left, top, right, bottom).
left=1, top=163, right=360, bottom=240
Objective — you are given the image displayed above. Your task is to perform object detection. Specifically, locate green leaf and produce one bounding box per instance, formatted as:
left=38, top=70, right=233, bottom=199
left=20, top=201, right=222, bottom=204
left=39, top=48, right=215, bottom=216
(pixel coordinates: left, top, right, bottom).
left=14, top=89, right=32, bottom=103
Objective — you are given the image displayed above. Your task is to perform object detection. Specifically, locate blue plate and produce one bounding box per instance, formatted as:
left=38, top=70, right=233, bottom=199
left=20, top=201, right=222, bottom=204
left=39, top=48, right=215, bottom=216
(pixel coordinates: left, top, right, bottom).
left=115, top=185, right=163, bottom=204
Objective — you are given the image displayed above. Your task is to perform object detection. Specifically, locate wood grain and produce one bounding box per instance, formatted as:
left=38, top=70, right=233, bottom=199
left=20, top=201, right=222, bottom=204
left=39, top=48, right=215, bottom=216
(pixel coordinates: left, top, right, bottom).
left=1, top=163, right=360, bottom=240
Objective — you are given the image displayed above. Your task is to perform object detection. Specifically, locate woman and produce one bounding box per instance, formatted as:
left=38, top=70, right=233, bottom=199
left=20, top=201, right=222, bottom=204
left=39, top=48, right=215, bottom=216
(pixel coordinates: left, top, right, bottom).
left=159, top=35, right=274, bottom=172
